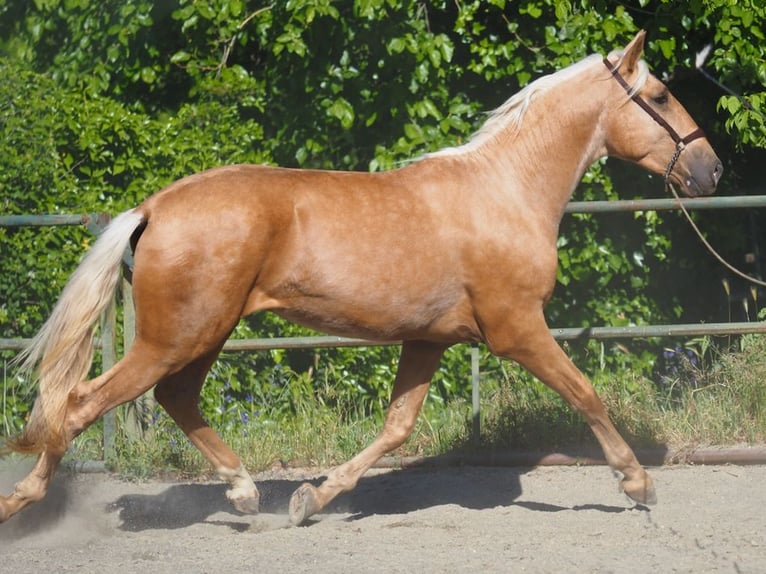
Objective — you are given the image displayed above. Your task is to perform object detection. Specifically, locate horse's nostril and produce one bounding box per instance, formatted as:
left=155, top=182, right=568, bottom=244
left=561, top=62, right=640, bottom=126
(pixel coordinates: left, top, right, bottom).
left=712, top=160, right=724, bottom=185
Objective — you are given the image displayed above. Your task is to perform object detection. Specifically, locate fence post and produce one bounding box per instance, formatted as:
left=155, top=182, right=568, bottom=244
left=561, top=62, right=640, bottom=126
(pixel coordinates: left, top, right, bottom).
left=471, top=344, right=480, bottom=446
left=100, top=297, right=117, bottom=462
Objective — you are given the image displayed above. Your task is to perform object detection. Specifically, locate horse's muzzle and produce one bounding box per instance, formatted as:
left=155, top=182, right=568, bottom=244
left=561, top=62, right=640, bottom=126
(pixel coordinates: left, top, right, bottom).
left=680, top=150, right=723, bottom=197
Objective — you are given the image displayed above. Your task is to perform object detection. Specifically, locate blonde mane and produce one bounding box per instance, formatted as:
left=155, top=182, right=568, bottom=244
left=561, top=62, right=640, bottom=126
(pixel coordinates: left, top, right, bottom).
left=429, top=50, right=649, bottom=159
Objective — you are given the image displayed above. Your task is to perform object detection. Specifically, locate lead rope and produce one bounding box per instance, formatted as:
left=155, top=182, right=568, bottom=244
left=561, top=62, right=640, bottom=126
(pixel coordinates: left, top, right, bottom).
left=665, top=178, right=766, bottom=288
left=603, top=57, right=764, bottom=288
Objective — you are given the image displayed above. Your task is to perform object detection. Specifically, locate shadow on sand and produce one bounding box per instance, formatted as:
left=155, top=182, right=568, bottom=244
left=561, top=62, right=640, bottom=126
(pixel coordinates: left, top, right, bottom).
left=1, top=446, right=659, bottom=536
left=107, top=464, right=529, bottom=531
left=107, top=458, right=647, bottom=532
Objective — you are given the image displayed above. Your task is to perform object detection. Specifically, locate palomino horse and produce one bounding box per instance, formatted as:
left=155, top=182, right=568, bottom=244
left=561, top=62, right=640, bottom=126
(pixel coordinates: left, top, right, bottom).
left=1, top=31, right=721, bottom=525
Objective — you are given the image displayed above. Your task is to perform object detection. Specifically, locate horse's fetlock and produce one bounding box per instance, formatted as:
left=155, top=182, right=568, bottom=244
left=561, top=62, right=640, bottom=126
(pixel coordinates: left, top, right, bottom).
left=324, top=464, right=360, bottom=492
left=13, top=482, right=44, bottom=504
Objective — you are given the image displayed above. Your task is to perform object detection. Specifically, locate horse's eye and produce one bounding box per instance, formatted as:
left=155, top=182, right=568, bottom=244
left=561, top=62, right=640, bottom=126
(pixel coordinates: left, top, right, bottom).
left=653, top=92, right=669, bottom=105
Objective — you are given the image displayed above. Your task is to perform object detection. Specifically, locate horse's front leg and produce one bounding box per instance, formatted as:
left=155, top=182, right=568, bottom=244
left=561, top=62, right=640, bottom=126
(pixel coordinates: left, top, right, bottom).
left=488, top=315, right=656, bottom=505
left=289, top=340, right=446, bottom=525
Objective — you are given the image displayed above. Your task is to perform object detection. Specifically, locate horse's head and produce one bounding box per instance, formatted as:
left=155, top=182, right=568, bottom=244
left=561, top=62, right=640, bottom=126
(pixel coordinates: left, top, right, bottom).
left=603, top=31, right=723, bottom=197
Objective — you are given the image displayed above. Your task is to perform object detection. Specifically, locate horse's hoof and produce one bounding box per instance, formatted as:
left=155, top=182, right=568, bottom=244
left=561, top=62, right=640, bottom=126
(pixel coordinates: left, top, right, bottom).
left=622, top=474, right=657, bottom=506
left=230, top=491, right=260, bottom=515
left=289, top=483, right=321, bottom=526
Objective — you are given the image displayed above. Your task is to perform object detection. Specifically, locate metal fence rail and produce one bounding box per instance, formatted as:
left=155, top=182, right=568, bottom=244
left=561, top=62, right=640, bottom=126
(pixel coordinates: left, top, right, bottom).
left=3, top=195, right=766, bottom=456
left=566, top=195, right=766, bottom=213
left=0, top=213, right=111, bottom=234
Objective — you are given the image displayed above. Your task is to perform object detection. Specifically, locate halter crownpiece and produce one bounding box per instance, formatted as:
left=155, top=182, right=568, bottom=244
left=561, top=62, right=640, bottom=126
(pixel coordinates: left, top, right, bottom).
left=603, top=57, right=706, bottom=182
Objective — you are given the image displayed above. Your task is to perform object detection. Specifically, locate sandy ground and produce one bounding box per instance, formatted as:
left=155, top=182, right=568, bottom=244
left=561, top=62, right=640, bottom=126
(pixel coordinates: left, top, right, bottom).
left=1, top=461, right=764, bottom=573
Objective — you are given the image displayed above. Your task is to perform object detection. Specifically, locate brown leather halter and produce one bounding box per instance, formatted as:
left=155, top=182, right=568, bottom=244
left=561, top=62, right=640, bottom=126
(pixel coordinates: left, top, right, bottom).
left=603, top=58, right=706, bottom=182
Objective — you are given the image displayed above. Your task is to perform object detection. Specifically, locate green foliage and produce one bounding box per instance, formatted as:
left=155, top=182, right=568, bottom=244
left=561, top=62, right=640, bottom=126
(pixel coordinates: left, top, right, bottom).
left=1, top=1, right=764, bottom=437
left=702, top=1, right=766, bottom=148
left=0, top=60, right=84, bottom=343
left=719, top=94, right=766, bottom=148
left=2, top=359, right=32, bottom=437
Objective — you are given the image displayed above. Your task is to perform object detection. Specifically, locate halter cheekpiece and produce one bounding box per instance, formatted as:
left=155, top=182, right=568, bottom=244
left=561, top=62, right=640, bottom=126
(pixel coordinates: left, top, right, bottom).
left=603, top=58, right=706, bottom=183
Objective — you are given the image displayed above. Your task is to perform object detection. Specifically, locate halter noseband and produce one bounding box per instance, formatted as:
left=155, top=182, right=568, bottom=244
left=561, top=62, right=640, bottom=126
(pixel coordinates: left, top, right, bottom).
left=603, top=58, right=706, bottom=183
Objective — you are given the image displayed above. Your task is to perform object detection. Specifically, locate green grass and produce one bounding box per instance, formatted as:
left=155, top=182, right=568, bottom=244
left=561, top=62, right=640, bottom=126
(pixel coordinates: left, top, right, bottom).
left=647, top=335, right=766, bottom=446
left=473, top=337, right=766, bottom=454
left=98, top=397, right=471, bottom=480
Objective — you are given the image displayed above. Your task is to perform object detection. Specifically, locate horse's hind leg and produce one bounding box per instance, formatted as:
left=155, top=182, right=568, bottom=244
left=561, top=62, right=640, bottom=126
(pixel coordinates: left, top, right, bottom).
left=153, top=350, right=259, bottom=514
left=0, top=449, right=63, bottom=523
left=0, top=341, right=170, bottom=523
left=289, top=340, right=446, bottom=525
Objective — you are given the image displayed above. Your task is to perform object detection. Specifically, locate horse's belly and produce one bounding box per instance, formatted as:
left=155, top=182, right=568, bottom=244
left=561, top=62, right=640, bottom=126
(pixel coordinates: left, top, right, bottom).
left=271, top=293, right=479, bottom=343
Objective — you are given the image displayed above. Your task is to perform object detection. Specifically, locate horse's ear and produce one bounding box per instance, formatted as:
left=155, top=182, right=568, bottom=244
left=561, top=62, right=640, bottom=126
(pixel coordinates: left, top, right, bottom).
left=619, top=30, right=646, bottom=75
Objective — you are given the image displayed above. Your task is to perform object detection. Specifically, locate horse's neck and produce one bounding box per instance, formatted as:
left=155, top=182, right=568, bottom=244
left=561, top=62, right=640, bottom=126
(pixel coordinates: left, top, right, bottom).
left=483, top=75, right=608, bottom=229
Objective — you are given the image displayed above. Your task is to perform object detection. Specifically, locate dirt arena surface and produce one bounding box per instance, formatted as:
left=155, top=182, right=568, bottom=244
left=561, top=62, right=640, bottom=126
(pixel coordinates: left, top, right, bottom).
left=1, top=462, right=764, bottom=573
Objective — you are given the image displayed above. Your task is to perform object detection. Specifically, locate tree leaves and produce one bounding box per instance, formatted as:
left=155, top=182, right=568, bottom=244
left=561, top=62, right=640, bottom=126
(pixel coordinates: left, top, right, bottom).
left=1, top=1, right=764, bottom=428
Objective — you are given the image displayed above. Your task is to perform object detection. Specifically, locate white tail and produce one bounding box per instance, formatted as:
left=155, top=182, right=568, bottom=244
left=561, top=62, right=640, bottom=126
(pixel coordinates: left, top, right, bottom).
left=7, top=209, right=145, bottom=453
